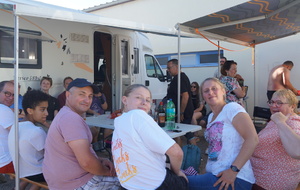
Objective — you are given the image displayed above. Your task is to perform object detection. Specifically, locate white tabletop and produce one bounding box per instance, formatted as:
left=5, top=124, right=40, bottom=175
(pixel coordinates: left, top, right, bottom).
left=86, top=114, right=202, bottom=138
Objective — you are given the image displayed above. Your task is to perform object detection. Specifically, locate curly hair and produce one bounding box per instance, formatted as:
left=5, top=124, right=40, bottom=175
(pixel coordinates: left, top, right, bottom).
left=22, top=90, right=50, bottom=115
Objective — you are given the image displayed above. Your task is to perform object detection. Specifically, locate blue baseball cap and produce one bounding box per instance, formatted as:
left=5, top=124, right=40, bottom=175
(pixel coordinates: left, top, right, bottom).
left=67, top=78, right=99, bottom=94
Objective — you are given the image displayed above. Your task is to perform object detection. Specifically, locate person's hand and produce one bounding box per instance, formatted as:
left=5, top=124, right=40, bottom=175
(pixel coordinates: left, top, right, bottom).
left=177, top=170, right=188, bottom=182
left=271, top=112, right=289, bottom=125
left=101, top=159, right=117, bottom=176
left=214, top=169, right=237, bottom=190
left=180, top=113, right=184, bottom=122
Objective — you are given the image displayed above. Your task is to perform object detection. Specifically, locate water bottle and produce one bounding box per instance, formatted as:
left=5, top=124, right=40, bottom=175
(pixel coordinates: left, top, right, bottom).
left=157, top=101, right=165, bottom=127
left=166, top=99, right=175, bottom=130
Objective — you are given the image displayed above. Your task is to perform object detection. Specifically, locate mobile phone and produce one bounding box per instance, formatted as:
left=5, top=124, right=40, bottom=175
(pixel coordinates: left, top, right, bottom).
left=172, top=130, right=182, bottom=133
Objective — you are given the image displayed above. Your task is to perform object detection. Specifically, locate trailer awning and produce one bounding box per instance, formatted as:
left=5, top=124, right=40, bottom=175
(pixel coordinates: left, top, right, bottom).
left=178, top=0, right=300, bottom=46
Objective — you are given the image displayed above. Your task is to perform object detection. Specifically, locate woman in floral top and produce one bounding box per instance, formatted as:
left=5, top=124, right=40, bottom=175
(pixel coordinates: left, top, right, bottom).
left=219, top=60, right=246, bottom=103
left=251, top=89, right=300, bottom=190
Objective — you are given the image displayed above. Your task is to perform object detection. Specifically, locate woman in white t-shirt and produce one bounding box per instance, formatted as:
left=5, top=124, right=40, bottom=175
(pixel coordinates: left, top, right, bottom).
left=188, top=78, right=258, bottom=190
left=112, top=84, right=188, bottom=190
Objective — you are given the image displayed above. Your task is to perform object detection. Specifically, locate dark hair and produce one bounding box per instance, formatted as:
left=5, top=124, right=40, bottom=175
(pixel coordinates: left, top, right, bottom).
left=22, top=90, right=49, bottom=115
left=63, top=76, right=73, bottom=84
left=191, top=81, right=200, bottom=107
left=220, top=56, right=227, bottom=61
left=283, top=60, right=293, bottom=67
left=191, top=81, right=200, bottom=96
left=221, top=60, right=237, bottom=76
left=167, top=59, right=178, bottom=66
left=40, top=76, right=53, bottom=86
left=0, top=81, right=13, bottom=92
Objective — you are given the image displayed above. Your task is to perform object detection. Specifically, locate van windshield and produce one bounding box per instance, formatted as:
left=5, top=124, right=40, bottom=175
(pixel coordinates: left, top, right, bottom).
left=145, top=54, right=164, bottom=81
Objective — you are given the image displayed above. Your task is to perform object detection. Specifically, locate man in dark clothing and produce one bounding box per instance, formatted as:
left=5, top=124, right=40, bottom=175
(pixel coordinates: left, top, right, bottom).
left=166, top=59, right=198, bottom=145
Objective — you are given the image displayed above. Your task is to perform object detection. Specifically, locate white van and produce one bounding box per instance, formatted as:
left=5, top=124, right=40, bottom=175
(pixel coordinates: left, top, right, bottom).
left=0, top=1, right=170, bottom=111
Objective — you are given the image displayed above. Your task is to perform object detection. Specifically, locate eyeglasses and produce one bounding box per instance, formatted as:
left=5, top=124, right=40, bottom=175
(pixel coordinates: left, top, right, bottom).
left=167, top=65, right=175, bottom=70
left=191, top=86, right=196, bottom=88
left=1, top=91, right=14, bottom=97
left=267, top=100, right=289, bottom=107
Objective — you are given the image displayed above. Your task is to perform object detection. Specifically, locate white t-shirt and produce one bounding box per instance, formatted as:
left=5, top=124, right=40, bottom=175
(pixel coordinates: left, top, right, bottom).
left=112, top=109, right=175, bottom=190
left=0, top=104, right=14, bottom=167
left=205, top=102, right=255, bottom=184
left=8, top=121, right=46, bottom=178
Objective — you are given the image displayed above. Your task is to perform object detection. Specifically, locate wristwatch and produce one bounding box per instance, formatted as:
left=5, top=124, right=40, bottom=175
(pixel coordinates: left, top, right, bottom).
left=230, top=165, right=240, bottom=172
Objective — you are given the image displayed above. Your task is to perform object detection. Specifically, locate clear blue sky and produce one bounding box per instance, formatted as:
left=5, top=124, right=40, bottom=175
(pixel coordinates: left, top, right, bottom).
left=36, top=0, right=113, bottom=10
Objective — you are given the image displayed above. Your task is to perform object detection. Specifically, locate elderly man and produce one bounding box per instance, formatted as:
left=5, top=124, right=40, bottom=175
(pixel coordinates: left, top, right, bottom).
left=0, top=81, right=15, bottom=173
left=43, top=78, right=119, bottom=190
left=267, top=60, right=299, bottom=100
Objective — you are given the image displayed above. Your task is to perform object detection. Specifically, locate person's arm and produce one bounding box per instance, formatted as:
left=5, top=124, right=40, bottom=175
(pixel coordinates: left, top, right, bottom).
left=214, top=112, right=258, bottom=190
left=180, top=92, right=189, bottom=121
left=165, top=143, right=187, bottom=181
left=99, top=95, right=108, bottom=111
left=194, top=103, right=204, bottom=113
left=232, top=86, right=245, bottom=98
left=68, top=139, right=115, bottom=176
left=86, top=108, right=100, bottom=116
left=271, top=112, right=300, bottom=159
left=282, top=69, right=298, bottom=95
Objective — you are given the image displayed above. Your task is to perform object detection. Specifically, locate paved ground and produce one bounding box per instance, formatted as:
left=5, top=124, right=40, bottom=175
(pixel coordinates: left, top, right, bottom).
left=0, top=129, right=208, bottom=189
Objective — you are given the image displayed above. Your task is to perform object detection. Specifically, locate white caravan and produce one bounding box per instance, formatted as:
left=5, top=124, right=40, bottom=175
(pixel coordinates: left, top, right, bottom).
left=0, top=0, right=172, bottom=111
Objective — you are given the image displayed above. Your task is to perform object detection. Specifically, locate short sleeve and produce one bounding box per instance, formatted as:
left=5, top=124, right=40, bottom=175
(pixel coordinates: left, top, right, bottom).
left=60, top=113, right=90, bottom=143
left=0, top=105, right=14, bottom=129
left=30, top=127, right=47, bottom=151
left=225, top=103, right=247, bottom=122
left=130, top=110, right=175, bottom=155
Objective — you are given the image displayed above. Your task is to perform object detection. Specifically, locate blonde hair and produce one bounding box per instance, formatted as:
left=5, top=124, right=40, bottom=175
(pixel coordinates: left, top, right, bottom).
left=199, top=77, right=226, bottom=101
left=273, top=89, right=298, bottom=113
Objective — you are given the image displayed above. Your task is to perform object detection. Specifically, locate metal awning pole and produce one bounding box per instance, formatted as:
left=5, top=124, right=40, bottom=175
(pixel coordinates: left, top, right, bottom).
left=14, top=11, right=20, bottom=190
left=177, top=25, right=181, bottom=123
left=218, top=41, right=220, bottom=77
left=252, top=45, right=256, bottom=109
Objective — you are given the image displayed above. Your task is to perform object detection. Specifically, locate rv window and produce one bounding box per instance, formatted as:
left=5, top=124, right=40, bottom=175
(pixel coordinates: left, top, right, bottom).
left=145, top=54, right=164, bottom=81
left=155, top=50, right=224, bottom=68
left=0, top=26, right=42, bottom=69
left=133, top=48, right=139, bottom=74
left=121, top=40, right=128, bottom=75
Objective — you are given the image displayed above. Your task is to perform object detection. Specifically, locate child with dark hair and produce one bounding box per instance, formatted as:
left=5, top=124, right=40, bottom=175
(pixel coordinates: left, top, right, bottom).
left=8, top=90, right=49, bottom=190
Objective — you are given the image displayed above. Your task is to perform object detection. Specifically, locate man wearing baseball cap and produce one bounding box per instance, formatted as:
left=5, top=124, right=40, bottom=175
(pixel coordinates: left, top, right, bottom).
left=42, top=78, right=120, bottom=189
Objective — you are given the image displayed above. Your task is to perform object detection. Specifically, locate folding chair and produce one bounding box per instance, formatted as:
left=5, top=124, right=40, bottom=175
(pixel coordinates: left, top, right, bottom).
left=253, top=106, right=271, bottom=133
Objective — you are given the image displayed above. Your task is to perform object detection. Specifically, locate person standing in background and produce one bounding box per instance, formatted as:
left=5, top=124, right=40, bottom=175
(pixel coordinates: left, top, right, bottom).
left=267, top=60, right=299, bottom=100
left=57, top=76, right=73, bottom=109
left=166, top=59, right=197, bottom=145
left=213, top=56, right=227, bottom=78
left=40, top=76, right=59, bottom=121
